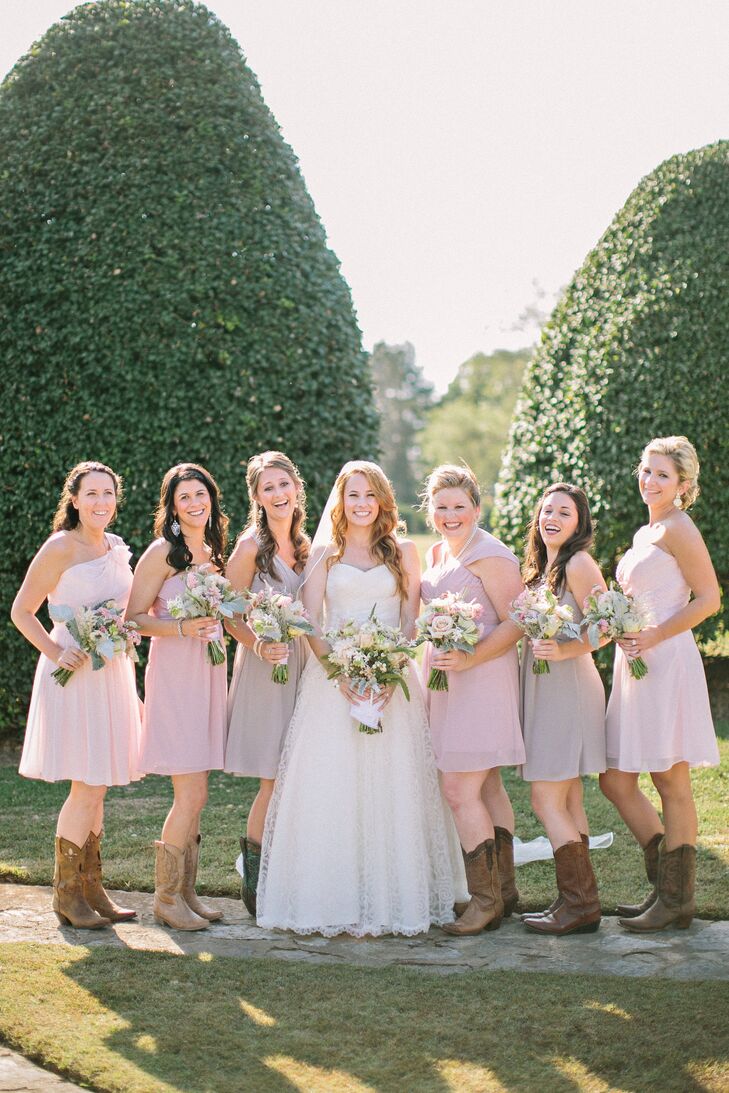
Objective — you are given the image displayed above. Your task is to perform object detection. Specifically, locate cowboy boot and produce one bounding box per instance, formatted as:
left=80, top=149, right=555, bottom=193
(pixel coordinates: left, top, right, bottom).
left=616, top=832, right=663, bottom=917
left=53, top=836, right=110, bottom=929
left=153, top=841, right=209, bottom=931
left=240, top=836, right=262, bottom=917
left=494, top=826, right=519, bottom=916
left=523, top=840, right=601, bottom=935
left=619, top=841, right=696, bottom=932
left=442, top=840, right=503, bottom=935
left=522, top=833, right=589, bottom=922
left=181, top=834, right=223, bottom=921
left=81, top=831, right=137, bottom=922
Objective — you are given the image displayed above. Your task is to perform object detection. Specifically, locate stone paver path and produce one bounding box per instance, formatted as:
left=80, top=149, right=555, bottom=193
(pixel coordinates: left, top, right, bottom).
left=0, top=1043, right=83, bottom=1091
left=2, top=882, right=727, bottom=981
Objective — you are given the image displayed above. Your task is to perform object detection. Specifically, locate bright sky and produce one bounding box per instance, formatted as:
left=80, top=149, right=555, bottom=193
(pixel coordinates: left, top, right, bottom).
left=3, top=1, right=729, bottom=391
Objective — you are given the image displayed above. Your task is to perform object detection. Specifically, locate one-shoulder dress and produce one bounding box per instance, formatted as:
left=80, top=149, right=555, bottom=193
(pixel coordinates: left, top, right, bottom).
left=225, top=558, right=308, bottom=778
left=606, top=532, right=719, bottom=772
left=420, top=529, right=525, bottom=772
left=138, top=571, right=227, bottom=775
left=19, top=534, right=142, bottom=785
left=520, top=587, right=606, bottom=781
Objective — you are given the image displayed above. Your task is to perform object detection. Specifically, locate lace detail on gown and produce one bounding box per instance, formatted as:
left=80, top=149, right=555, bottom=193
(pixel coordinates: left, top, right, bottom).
left=256, top=563, right=465, bottom=937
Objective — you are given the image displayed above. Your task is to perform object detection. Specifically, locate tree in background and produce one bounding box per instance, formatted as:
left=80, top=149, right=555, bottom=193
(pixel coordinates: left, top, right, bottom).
left=494, top=143, right=729, bottom=638
left=370, top=342, right=434, bottom=531
left=420, top=349, right=529, bottom=524
left=0, top=0, right=377, bottom=733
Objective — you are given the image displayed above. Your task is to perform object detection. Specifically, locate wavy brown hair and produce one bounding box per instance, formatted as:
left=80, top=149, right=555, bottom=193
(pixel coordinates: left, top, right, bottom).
left=328, top=462, right=408, bottom=598
left=52, top=461, right=122, bottom=531
left=522, top=482, right=594, bottom=593
left=243, top=451, right=310, bottom=577
left=153, top=463, right=229, bottom=573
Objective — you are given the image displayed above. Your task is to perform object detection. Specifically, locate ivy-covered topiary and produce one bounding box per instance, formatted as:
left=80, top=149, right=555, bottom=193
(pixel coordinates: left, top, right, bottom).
left=0, top=0, right=377, bottom=735
left=494, top=142, right=729, bottom=634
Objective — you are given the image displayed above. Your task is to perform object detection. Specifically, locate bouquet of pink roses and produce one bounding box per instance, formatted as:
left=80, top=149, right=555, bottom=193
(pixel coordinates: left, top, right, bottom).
left=582, top=583, right=651, bottom=680
left=48, top=599, right=140, bottom=687
left=509, top=586, right=582, bottom=674
left=244, top=585, right=314, bottom=684
left=322, top=612, right=415, bottom=734
left=415, top=591, right=483, bottom=691
left=167, top=565, right=246, bottom=665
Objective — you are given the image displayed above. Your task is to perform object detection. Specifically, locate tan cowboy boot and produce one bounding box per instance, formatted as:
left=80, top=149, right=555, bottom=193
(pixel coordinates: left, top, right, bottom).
left=240, top=836, right=262, bottom=917
left=523, top=840, right=601, bottom=935
left=619, top=841, right=696, bottom=932
left=494, top=826, right=519, bottom=917
left=153, top=841, right=208, bottom=931
left=53, top=836, right=110, bottom=929
left=616, top=832, right=663, bottom=917
left=442, top=840, right=503, bottom=935
left=82, top=831, right=137, bottom=922
left=522, top=832, right=589, bottom=922
left=182, top=834, right=223, bottom=922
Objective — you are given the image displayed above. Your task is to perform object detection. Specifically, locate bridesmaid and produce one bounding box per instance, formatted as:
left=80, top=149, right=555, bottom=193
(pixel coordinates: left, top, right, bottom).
left=127, top=463, right=229, bottom=931
left=12, top=461, right=141, bottom=928
left=518, top=483, right=606, bottom=936
left=421, top=464, right=525, bottom=935
left=601, top=436, right=720, bottom=931
left=224, top=451, right=310, bottom=915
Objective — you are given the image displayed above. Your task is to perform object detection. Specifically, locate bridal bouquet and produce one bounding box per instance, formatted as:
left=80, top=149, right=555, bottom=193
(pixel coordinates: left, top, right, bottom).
left=322, top=613, right=416, bottom=734
left=415, top=591, right=483, bottom=691
left=509, top=586, right=582, bottom=674
left=48, top=600, right=141, bottom=687
left=167, top=566, right=246, bottom=665
left=244, top=586, right=314, bottom=684
left=582, top=583, right=651, bottom=680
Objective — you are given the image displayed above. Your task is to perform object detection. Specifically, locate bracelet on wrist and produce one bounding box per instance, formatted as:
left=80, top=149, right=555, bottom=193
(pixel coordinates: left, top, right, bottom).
left=253, top=638, right=263, bottom=659
left=176, top=619, right=185, bottom=639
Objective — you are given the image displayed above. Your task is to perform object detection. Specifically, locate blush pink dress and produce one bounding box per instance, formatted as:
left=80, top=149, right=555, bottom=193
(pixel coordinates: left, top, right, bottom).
left=138, top=571, right=227, bottom=775
left=421, top=529, right=525, bottom=772
left=606, top=530, right=719, bottom=772
left=19, top=534, right=142, bottom=786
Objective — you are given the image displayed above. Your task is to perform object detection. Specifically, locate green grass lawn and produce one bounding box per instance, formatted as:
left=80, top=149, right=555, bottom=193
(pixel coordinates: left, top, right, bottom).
left=1, top=943, right=727, bottom=1093
left=1, top=725, right=727, bottom=917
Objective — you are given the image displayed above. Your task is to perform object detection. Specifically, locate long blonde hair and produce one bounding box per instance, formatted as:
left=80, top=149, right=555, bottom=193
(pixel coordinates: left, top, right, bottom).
left=329, top=461, right=408, bottom=598
left=243, top=451, right=310, bottom=576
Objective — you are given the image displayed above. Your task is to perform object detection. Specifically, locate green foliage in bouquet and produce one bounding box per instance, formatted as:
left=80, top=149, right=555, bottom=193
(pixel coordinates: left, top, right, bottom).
left=493, top=142, right=729, bottom=639
left=0, top=0, right=377, bottom=735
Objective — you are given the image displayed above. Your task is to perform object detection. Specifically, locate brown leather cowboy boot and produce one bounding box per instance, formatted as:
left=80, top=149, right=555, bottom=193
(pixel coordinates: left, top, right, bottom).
left=153, top=841, right=208, bottom=931
left=494, top=826, right=519, bottom=916
left=182, top=835, right=223, bottom=922
left=522, top=833, right=589, bottom=922
left=523, top=840, right=600, bottom=935
left=82, top=831, right=137, bottom=922
left=442, top=840, right=503, bottom=935
left=619, top=841, right=696, bottom=932
left=240, top=836, right=262, bottom=917
left=616, top=832, right=663, bottom=917
left=53, top=836, right=110, bottom=929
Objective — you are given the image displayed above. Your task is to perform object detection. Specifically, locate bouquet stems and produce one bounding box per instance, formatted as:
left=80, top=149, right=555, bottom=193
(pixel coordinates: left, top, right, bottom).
left=532, top=658, right=550, bottom=675
left=206, top=639, right=226, bottom=666
left=51, top=666, right=74, bottom=687
left=628, top=655, right=648, bottom=680
left=271, top=662, right=289, bottom=685
left=427, top=666, right=449, bottom=691
left=357, top=720, right=383, bottom=735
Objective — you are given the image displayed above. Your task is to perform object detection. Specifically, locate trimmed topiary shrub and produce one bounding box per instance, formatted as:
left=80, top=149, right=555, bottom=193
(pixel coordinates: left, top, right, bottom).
left=0, top=0, right=377, bottom=736
left=494, top=142, right=729, bottom=636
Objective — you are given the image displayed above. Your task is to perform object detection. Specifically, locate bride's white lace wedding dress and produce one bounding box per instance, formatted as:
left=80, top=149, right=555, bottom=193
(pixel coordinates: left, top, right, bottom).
left=256, top=562, right=466, bottom=936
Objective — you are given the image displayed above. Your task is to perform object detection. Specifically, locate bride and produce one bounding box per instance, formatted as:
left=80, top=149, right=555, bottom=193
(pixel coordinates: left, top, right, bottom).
left=256, top=461, right=466, bottom=936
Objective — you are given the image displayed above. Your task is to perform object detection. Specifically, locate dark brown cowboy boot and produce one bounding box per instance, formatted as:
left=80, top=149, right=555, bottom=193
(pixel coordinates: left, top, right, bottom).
left=182, top=834, right=223, bottom=922
left=619, top=841, right=695, bottom=932
left=523, top=840, right=600, bottom=936
left=521, top=833, right=589, bottom=922
left=53, top=836, right=110, bottom=929
left=494, top=826, right=519, bottom=917
left=442, top=840, right=503, bottom=935
left=240, top=836, right=262, bottom=917
left=616, top=832, right=663, bottom=917
left=82, top=831, right=137, bottom=922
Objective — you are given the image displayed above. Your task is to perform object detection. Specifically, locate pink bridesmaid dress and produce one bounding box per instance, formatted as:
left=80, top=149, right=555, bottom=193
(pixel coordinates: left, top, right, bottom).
left=19, top=533, right=142, bottom=785
left=138, top=571, right=227, bottom=775
left=421, top=528, right=525, bottom=772
left=606, top=529, right=719, bottom=772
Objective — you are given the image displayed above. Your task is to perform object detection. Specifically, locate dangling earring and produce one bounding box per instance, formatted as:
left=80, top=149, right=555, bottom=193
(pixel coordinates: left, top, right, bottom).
left=171, top=517, right=181, bottom=536
left=673, top=491, right=683, bottom=508
left=208, top=514, right=212, bottom=529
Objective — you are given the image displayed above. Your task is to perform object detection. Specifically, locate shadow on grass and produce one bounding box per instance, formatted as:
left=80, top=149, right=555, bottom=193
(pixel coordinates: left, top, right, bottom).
left=50, top=946, right=728, bottom=1092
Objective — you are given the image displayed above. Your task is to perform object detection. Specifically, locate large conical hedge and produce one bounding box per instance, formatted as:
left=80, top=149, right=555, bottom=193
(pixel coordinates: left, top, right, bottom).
left=0, top=0, right=377, bottom=733
left=494, top=143, right=729, bottom=633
